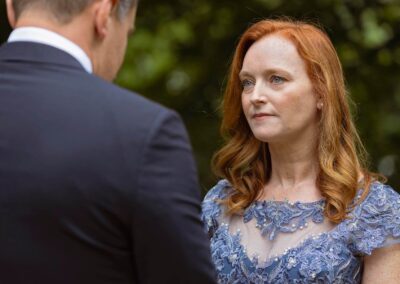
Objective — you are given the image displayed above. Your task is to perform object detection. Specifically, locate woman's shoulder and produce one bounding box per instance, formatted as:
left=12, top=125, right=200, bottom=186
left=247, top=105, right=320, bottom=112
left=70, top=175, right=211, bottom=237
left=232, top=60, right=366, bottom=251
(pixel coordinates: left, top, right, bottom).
left=201, top=179, right=233, bottom=236
left=353, top=181, right=400, bottom=213
left=340, top=181, right=400, bottom=255
left=203, top=179, right=232, bottom=203
left=202, top=179, right=232, bottom=217
left=349, top=181, right=400, bottom=226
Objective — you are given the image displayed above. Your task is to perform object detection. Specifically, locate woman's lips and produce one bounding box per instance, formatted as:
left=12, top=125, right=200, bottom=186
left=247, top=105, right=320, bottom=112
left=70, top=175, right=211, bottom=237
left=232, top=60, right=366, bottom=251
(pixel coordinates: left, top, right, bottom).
left=252, top=113, right=274, bottom=119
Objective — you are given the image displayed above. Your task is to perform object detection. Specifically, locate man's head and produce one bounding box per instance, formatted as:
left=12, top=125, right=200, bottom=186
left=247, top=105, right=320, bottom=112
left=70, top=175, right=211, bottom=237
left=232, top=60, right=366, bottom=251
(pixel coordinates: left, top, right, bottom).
left=10, top=0, right=137, bottom=24
left=6, top=0, right=138, bottom=81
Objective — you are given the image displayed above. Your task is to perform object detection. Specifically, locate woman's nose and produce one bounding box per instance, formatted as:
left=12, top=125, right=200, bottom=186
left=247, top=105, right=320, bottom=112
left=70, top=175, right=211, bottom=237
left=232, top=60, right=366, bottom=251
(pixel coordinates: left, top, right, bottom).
left=250, top=83, right=267, bottom=105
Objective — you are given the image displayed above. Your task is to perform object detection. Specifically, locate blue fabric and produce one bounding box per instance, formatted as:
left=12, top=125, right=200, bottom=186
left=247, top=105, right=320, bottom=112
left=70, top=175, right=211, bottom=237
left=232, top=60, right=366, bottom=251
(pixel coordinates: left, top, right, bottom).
left=202, top=179, right=400, bottom=283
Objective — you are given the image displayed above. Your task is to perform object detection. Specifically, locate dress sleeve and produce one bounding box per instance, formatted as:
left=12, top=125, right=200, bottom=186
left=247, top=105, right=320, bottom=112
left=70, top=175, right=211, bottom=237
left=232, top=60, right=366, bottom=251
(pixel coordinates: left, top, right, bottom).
left=201, top=179, right=230, bottom=239
left=346, top=183, right=400, bottom=255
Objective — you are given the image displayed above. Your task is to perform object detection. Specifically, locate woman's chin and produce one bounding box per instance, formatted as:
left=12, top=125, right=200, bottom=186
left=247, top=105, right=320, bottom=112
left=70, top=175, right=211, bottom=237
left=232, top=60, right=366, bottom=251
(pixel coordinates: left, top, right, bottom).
left=253, top=133, right=280, bottom=143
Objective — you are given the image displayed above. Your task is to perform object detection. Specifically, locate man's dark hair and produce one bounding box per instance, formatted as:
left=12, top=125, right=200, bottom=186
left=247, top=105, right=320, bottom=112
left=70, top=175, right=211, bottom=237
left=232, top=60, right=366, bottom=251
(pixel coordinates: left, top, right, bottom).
left=12, top=0, right=137, bottom=23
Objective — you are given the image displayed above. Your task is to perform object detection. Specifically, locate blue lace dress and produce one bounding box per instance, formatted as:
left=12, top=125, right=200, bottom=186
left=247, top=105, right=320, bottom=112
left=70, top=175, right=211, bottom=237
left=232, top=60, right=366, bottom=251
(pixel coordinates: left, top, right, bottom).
left=201, top=180, right=400, bottom=283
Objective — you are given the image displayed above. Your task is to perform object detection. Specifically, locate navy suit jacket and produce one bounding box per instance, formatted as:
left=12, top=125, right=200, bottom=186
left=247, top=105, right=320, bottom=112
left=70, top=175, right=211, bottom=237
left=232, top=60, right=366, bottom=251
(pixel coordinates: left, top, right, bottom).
left=0, top=41, right=216, bottom=284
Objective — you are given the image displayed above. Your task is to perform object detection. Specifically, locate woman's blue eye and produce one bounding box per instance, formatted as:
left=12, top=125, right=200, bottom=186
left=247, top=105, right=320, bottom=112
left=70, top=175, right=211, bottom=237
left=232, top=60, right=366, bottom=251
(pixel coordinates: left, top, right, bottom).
left=271, top=75, right=285, bottom=84
left=241, top=79, right=254, bottom=89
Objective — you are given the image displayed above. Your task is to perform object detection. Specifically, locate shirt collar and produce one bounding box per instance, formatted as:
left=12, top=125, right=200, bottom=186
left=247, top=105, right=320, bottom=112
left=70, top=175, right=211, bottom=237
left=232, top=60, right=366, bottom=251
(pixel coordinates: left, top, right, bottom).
left=8, top=27, right=93, bottom=73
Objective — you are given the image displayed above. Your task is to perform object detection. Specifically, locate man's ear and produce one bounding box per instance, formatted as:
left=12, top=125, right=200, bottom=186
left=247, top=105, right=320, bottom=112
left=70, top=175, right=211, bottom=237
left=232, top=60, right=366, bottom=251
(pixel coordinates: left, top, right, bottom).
left=93, top=0, right=114, bottom=38
left=6, top=0, right=16, bottom=28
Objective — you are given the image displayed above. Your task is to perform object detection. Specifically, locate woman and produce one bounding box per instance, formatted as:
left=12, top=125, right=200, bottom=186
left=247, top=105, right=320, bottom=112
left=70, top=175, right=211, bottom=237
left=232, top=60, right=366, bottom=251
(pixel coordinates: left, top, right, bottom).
left=202, top=19, right=400, bottom=283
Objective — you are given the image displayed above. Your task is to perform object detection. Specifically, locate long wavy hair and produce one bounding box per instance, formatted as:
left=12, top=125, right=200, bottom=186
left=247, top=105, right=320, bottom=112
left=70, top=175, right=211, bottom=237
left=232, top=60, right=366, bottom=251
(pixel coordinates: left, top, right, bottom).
left=212, top=19, right=381, bottom=223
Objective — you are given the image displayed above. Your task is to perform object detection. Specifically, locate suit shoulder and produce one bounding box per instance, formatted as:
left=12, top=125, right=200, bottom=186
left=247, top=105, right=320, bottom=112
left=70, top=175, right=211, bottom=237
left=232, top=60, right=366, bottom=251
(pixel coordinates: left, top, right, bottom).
left=90, top=76, right=172, bottom=115
left=76, top=75, right=180, bottom=135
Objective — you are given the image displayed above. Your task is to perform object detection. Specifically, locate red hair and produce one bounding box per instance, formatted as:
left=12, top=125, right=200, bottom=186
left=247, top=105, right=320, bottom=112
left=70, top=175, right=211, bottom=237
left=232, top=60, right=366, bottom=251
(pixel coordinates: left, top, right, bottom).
left=212, top=19, right=382, bottom=223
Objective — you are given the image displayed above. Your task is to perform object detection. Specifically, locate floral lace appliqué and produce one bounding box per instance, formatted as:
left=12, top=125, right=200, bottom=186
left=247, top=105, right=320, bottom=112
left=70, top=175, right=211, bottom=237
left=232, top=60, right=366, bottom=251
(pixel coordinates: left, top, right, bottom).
left=243, top=199, right=325, bottom=240
left=202, top=180, right=400, bottom=284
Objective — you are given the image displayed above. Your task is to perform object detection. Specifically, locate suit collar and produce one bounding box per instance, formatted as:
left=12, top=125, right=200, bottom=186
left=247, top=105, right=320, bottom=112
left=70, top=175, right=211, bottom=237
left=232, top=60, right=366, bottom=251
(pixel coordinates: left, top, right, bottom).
left=8, top=27, right=93, bottom=73
left=0, top=41, right=88, bottom=72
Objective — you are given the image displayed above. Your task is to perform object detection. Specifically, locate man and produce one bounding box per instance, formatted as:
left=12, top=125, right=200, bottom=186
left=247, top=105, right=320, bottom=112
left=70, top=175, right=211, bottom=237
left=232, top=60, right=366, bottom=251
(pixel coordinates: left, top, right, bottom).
left=0, top=0, right=216, bottom=283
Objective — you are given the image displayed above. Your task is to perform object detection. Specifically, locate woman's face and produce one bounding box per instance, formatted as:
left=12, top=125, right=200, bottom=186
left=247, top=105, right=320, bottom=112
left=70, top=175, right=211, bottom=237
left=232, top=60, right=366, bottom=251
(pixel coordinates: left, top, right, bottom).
left=240, top=34, right=320, bottom=144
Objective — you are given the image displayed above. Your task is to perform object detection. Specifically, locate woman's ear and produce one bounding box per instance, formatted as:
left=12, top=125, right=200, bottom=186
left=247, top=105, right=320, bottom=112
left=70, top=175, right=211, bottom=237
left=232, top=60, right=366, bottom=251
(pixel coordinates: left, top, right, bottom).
left=93, top=0, right=114, bottom=39
left=6, top=0, right=16, bottom=28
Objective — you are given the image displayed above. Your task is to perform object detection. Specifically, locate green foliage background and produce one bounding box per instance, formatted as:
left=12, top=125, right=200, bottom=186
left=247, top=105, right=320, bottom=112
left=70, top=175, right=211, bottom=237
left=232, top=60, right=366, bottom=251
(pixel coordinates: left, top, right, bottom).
left=1, top=0, right=399, bottom=194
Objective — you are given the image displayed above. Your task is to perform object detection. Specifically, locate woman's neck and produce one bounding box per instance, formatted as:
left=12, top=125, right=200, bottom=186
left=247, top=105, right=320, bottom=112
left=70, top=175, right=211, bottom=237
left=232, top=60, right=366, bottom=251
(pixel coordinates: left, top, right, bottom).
left=269, top=141, right=318, bottom=186
left=262, top=137, right=322, bottom=201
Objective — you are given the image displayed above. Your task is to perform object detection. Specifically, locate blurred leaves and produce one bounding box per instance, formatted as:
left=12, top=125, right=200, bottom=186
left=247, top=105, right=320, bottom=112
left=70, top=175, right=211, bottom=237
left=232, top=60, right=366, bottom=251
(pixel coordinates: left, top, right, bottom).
left=361, top=8, right=393, bottom=48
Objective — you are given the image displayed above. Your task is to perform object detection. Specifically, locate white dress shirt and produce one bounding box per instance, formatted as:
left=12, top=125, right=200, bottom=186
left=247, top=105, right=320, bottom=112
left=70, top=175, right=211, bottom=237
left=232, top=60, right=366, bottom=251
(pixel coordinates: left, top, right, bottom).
left=8, top=27, right=93, bottom=73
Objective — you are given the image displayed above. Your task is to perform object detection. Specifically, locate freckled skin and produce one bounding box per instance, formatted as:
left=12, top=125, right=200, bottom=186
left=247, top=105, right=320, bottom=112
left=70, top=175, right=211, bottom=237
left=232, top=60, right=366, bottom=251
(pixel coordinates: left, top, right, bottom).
left=240, top=35, right=319, bottom=144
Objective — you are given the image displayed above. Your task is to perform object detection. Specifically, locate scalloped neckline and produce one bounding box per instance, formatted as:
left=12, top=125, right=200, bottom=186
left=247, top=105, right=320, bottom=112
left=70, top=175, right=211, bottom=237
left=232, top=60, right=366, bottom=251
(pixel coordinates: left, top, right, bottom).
left=254, top=198, right=326, bottom=207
